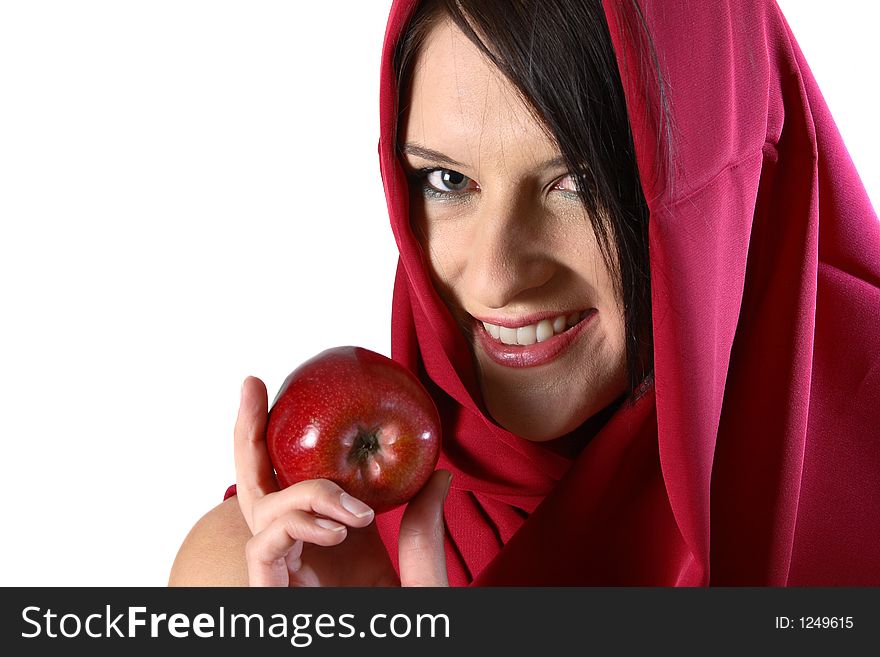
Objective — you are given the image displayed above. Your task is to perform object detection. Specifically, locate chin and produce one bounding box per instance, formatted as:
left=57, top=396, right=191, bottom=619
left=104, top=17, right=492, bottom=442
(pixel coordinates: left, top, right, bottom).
left=480, top=378, right=621, bottom=441
left=478, top=360, right=628, bottom=442
left=487, top=401, right=598, bottom=441
left=499, top=416, right=582, bottom=442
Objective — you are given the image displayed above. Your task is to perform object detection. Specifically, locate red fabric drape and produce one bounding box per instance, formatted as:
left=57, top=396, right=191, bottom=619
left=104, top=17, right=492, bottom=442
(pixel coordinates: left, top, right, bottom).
left=374, top=0, right=880, bottom=585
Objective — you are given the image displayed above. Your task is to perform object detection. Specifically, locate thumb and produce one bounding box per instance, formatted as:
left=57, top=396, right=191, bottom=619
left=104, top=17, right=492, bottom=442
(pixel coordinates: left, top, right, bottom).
left=398, top=470, right=452, bottom=587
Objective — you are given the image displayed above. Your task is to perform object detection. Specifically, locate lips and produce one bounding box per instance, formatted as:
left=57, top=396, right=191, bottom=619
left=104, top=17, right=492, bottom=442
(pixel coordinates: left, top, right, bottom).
left=474, top=309, right=598, bottom=368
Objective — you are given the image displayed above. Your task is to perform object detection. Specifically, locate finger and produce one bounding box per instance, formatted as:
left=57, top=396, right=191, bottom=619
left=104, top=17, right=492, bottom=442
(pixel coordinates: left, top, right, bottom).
left=251, top=478, right=375, bottom=532
left=399, top=470, right=452, bottom=587
left=284, top=539, right=304, bottom=574
left=245, top=510, right=349, bottom=587
left=234, top=376, right=275, bottom=531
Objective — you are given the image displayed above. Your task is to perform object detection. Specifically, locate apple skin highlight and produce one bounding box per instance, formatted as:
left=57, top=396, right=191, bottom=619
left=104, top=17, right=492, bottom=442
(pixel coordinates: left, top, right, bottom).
left=266, top=346, right=442, bottom=514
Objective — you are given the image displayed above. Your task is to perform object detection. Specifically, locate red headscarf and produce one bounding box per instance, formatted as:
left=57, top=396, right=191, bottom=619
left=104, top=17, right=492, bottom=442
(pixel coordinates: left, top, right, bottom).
left=374, top=0, right=880, bottom=585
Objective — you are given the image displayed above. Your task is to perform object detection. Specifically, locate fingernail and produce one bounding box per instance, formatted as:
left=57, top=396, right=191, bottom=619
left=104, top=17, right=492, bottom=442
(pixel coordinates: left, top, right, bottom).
left=340, top=492, right=374, bottom=518
left=444, top=472, right=453, bottom=498
left=315, top=517, right=346, bottom=532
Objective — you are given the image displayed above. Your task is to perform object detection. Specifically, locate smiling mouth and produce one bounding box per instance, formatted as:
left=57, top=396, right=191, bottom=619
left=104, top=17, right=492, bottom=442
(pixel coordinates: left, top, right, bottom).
left=478, top=310, right=593, bottom=347
left=473, top=309, right=599, bottom=368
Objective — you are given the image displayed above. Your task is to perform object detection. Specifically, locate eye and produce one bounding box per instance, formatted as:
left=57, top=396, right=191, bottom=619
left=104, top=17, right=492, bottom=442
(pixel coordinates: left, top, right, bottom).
left=425, top=169, right=477, bottom=193
left=552, top=174, right=578, bottom=193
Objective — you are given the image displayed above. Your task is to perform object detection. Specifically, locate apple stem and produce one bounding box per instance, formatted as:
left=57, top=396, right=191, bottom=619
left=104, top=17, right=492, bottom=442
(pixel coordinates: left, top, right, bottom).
left=350, top=427, right=380, bottom=464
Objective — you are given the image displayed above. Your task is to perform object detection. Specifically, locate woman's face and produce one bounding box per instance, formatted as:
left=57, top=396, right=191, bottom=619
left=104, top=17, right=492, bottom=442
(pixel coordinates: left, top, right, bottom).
left=400, top=19, right=627, bottom=441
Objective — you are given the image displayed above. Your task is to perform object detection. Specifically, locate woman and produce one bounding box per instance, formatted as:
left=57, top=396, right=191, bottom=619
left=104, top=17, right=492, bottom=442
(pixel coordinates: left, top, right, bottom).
left=169, top=0, right=880, bottom=586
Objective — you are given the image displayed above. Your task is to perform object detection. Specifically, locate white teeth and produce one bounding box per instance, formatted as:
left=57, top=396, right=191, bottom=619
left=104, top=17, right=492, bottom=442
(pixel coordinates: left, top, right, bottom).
left=516, top=324, right=537, bottom=346
left=535, top=319, right=554, bottom=343
left=481, top=311, right=592, bottom=346
left=499, top=326, right=518, bottom=345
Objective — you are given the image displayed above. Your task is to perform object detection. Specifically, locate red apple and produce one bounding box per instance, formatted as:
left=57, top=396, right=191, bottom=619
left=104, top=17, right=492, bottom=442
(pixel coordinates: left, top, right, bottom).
left=266, top=346, right=442, bottom=514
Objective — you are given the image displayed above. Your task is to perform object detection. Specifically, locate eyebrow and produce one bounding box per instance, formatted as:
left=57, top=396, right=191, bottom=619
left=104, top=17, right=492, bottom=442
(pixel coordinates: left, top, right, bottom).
left=400, top=143, right=465, bottom=169
left=401, top=142, right=569, bottom=173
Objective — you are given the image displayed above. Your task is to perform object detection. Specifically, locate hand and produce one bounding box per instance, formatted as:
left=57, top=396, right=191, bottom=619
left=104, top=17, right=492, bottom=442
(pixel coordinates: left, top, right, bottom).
left=234, top=376, right=451, bottom=587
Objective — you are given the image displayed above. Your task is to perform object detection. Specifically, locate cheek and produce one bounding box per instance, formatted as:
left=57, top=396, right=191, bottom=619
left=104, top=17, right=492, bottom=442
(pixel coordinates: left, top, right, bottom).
left=428, top=233, right=469, bottom=306
left=597, top=288, right=627, bottom=354
left=608, top=312, right=627, bottom=365
left=410, top=208, right=467, bottom=304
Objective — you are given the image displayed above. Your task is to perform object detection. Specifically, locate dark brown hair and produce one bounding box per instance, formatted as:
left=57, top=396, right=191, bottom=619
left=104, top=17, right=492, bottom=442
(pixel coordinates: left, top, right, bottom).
left=395, top=0, right=673, bottom=400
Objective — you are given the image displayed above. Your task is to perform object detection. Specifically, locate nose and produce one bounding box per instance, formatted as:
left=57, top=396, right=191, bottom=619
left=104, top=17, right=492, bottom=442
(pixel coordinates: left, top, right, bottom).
left=462, top=192, right=556, bottom=310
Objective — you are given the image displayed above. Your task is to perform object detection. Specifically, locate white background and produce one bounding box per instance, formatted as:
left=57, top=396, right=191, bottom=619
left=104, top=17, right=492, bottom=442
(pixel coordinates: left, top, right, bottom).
left=0, top=1, right=876, bottom=586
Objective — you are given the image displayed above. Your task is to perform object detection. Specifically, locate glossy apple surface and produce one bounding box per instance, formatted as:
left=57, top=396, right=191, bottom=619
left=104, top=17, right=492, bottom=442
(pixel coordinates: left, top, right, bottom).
left=266, top=346, right=442, bottom=514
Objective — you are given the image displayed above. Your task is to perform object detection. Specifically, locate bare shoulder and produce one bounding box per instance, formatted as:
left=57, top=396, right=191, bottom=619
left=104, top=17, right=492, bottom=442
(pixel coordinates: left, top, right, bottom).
left=168, top=497, right=251, bottom=587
